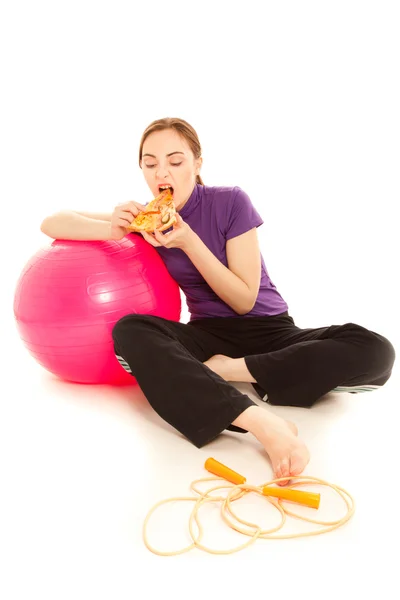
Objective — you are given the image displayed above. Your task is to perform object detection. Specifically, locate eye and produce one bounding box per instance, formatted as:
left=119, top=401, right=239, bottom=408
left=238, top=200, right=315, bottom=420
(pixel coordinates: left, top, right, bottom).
left=145, top=162, right=182, bottom=168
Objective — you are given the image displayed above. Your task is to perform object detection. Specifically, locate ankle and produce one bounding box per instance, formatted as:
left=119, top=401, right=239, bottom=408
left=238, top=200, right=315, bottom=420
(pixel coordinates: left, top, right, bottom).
left=231, top=406, right=265, bottom=435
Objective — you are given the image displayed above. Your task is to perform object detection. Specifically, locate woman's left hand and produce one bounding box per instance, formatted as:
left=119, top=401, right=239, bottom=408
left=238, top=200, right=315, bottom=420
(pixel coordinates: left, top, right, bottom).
left=141, top=213, right=195, bottom=251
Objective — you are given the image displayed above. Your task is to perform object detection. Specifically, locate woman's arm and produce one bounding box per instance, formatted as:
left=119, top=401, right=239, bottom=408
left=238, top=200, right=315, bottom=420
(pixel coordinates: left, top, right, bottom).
left=40, top=210, right=113, bottom=240
left=183, top=228, right=261, bottom=315
left=75, top=210, right=113, bottom=221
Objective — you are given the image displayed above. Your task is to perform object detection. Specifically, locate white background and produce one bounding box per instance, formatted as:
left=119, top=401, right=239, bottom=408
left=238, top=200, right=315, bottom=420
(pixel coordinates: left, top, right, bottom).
left=1, top=1, right=399, bottom=598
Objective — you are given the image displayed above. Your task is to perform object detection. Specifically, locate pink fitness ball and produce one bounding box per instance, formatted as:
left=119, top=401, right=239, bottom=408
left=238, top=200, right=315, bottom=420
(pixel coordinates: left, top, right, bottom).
left=13, top=234, right=181, bottom=385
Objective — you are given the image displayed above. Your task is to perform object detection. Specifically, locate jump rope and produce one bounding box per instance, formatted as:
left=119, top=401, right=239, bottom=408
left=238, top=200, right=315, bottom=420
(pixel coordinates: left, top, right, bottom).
left=143, top=457, right=355, bottom=555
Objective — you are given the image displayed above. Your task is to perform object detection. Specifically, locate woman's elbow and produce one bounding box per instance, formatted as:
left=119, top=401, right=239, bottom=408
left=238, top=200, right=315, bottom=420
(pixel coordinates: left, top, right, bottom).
left=40, top=217, right=56, bottom=238
left=237, top=297, right=256, bottom=315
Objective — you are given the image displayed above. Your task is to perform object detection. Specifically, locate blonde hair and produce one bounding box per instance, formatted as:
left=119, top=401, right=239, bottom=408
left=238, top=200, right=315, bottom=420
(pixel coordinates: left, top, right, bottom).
left=139, top=117, right=204, bottom=185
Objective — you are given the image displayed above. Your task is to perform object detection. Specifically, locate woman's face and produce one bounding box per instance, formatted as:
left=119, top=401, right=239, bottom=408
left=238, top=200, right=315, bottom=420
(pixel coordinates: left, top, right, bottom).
left=140, top=128, right=202, bottom=211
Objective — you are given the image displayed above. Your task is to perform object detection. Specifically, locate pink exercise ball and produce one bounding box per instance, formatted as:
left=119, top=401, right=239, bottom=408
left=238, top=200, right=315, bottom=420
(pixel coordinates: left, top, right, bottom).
left=13, top=234, right=181, bottom=385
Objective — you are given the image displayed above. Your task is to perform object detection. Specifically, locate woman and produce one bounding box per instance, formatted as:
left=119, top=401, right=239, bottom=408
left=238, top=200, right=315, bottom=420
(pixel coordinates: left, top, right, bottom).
left=41, top=117, right=396, bottom=485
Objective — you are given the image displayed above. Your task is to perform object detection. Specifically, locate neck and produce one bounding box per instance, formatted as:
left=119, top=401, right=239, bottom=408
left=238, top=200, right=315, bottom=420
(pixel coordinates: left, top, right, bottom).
left=176, top=183, right=197, bottom=213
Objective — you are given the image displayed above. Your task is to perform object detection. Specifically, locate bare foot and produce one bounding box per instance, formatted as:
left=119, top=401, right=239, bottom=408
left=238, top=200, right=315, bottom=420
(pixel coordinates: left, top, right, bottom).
left=286, top=420, right=298, bottom=437
left=257, top=415, right=309, bottom=486
left=232, top=406, right=310, bottom=486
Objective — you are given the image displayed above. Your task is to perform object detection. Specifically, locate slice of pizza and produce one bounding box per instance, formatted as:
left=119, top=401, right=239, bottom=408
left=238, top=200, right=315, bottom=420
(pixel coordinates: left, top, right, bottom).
left=126, top=188, right=177, bottom=233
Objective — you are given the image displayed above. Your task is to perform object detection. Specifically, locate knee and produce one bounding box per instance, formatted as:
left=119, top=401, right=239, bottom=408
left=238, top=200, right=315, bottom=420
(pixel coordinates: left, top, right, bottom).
left=358, top=326, right=396, bottom=375
left=337, top=322, right=396, bottom=376
left=112, top=314, right=160, bottom=344
left=374, top=334, right=396, bottom=373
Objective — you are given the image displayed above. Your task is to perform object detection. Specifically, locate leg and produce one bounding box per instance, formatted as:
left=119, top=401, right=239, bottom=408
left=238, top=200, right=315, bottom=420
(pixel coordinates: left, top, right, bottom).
left=206, top=321, right=396, bottom=408
left=112, top=314, right=256, bottom=447
left=204, top=354, right=257, bottom=382
left=112, top=314, right=310, bottom=483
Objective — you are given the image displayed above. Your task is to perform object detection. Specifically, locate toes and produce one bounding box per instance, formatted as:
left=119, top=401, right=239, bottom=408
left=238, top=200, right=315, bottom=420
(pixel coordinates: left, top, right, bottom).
left=289, top=450, right=309, bottom=477
left=276, top=458, right=291, bottom=486
left=290, top=463, right=304, bottom=477
left=273, top=461, right=283, bottom=482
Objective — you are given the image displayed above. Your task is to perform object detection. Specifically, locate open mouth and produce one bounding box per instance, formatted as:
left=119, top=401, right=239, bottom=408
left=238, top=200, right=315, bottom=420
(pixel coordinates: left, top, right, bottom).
left=159, top=186, right=174, bottom=195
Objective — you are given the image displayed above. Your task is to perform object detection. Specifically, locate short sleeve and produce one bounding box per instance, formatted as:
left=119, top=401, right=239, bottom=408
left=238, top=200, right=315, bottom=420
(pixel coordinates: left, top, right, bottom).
left=224, top=187, right=264, bottom=241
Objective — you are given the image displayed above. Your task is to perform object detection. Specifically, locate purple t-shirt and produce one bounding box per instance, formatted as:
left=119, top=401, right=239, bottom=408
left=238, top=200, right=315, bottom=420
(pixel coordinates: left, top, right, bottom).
left=152, top=183, right=288, bottom=321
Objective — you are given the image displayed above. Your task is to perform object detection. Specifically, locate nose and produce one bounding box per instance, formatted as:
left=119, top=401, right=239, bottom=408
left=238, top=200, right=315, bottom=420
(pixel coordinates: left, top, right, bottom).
left=155, top=166, right=170, bottom=179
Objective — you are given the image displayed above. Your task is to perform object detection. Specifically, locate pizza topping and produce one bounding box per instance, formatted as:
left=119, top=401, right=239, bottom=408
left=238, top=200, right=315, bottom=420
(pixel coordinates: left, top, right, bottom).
left=127, top=187, right=176, bottom=233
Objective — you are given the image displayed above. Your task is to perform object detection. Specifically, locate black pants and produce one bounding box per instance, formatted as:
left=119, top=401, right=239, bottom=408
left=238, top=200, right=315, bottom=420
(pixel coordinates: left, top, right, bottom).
left=112, top=312, right=396, bottom=448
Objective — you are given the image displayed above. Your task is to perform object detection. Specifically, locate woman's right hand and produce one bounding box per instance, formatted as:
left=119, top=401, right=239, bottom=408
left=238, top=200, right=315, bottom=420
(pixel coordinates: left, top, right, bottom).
left=110, top=201, right=147, bottom=240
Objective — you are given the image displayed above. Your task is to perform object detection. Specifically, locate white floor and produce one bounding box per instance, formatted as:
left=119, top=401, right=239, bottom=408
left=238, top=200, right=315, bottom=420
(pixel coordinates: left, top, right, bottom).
left=1, top=302, right=399, bottom=598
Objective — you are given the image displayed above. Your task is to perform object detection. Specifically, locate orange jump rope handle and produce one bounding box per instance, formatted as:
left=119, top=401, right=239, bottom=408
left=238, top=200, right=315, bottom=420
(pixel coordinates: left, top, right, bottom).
left=205, top=458, right=320, bottom=509
left=262, top=486, right=320, bottom=509
left=205, top=458, right=246, bottom=485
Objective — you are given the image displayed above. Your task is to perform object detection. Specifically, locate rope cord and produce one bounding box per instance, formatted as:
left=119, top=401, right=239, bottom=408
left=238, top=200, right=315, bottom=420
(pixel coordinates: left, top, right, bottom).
left=143, top=474, right=355, bottom=556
